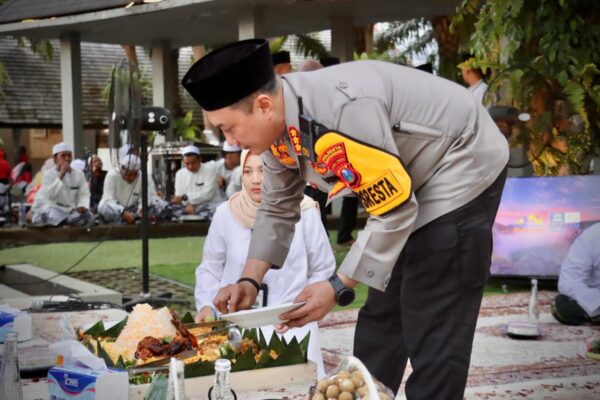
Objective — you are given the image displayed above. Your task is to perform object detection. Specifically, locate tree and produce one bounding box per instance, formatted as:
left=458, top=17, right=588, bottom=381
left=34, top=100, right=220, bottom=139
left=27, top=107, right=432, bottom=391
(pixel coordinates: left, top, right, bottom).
left=453, top=0, right=600, bottom=175
left=377, top=16, right=463, bottom=80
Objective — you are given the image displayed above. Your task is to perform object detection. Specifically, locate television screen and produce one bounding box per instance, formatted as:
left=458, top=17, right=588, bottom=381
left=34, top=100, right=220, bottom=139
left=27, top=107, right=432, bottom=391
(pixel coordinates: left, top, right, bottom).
left=491, top=175, right=600, bottom=277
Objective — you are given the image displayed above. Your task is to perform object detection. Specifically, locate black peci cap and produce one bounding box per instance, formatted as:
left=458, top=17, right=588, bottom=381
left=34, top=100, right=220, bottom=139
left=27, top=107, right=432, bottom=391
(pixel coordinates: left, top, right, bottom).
left=489, top=106, right=520, bottom=123
left=181, top=39, right=274, bottom=111
left=271, top=50, right=291, bottom=66
left=319, top=56, right=340, bottom=67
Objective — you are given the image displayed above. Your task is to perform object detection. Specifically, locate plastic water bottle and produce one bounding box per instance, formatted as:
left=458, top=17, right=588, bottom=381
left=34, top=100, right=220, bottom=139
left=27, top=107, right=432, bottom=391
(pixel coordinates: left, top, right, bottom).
left=1, top=332, right=23, bottom=400
left=209, top=359, right=236, bottom=400
left=18, top=201, right=26, bottom=227
left=166, top=357, right=185, bottom=400
left=528, top=278, right=540, bottom=325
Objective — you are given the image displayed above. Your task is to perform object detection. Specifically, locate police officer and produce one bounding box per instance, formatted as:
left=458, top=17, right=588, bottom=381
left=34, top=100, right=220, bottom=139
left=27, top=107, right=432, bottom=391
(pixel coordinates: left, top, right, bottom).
left=182, top=39, right=508, bottom=400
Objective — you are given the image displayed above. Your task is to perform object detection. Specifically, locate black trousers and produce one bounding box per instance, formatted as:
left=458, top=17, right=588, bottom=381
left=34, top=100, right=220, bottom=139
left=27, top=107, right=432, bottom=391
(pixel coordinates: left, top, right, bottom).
left=354, top=169, right=506, bottom=400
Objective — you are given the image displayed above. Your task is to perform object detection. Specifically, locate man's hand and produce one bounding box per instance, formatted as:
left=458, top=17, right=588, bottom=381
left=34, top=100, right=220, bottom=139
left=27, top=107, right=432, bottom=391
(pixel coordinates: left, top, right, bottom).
left=59, top=163, right=71, bottom=179
left=77, top=207, right=88, bottom=214
left=122, top=210, right=135, bottom=224
left=194, top=306, right=216, bottom=323
left=279, top=281, right=336, bottom=328
left=217, top=176, right=226, bottom=189
left=184, top=204, right=195, bottom=215
left=171, top=195, right=183, bottom=205
left=213, top=282, right=258, bottom=314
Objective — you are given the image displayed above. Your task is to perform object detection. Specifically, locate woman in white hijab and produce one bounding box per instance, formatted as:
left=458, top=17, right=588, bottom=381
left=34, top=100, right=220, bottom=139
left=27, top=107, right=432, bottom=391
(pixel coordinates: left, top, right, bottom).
left=194, top=150, right=335, bottom=378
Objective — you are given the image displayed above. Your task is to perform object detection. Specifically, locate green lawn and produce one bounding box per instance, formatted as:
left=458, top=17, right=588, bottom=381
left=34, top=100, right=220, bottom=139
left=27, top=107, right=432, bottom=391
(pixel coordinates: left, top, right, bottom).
left=0, top=232, right=533, bottom=311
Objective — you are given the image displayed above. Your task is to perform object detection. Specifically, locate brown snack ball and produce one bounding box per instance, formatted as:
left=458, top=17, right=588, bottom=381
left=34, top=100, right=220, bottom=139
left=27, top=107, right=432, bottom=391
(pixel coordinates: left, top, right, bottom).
left=317, top=380, right=331, bottom=393
left=311, top=394, right=326, bottom=400
left=339, top=392, right=353, bottom=400
left=337, top=371, right=352, bottom=380
left=326, top=384, right=340, bottom=398
left=378, top=391, right=391, bottom=400
left=351, top=376, right=364, bottom=388
left=356, top=386, right=368, bottom=396
left=338, top=379, right=355, bottom=393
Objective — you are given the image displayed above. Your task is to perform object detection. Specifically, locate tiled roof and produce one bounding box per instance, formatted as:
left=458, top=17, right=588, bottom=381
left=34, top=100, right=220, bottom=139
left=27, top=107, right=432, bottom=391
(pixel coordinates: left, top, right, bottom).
left=0, top=36, right=200, bottom=127
left=0, top=0, right=133, bottom=24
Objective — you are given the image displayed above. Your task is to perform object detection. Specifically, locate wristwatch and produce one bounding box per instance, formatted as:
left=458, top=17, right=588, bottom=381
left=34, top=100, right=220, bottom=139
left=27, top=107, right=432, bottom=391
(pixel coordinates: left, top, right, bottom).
left=328, top=275, right=355, bottom=307
left=181, top=194, right=188, bottom=202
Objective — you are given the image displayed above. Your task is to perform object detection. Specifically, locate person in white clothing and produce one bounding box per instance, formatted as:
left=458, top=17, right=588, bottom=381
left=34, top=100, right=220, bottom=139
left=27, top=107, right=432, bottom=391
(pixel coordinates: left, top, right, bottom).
left=194, top=150, right=335, bottom=377
left=171, top=145, right=222, bottom=219
left=552, top=223, right=600, bottom=325
left=98, top=155, right=170, bottom=224
left=211, top=142, right=242, bottom=199
left=31, top=143, right=92, bottom=227
left=460, top=54, right=489, bottom=105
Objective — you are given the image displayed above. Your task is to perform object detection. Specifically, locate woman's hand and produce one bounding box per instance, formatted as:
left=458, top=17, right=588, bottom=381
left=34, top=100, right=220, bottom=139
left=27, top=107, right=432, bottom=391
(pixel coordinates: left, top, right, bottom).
left=195, top=306, right=216, bottom=323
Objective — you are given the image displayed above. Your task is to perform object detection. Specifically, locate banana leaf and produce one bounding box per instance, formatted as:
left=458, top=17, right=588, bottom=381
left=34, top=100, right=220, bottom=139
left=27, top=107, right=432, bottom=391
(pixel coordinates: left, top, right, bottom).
left=184, top=359, right=215, bottom=378
left=96, top=340, right=117, bottom=368
left=266, top=331, right=285, bottom=356
left=299, top=331, right=311, bottom=356
left=181, top=312, right=195, bottom=324
left=83, top=320, right=105, bottom=336
left=269, top=337, right=306, bottom=368
left=230, top=347, right=256, bottom=372
left=82, top=317, right=128, bottom=338
left=103, top=317, right=128, bottom=338
left=183, top=328, right=309, bottom=378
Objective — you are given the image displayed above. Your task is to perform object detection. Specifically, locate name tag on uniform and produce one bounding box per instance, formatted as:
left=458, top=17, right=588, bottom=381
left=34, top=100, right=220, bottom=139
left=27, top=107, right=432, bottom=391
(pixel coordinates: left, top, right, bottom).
left=195, top=182, right=204, bottom=186
left=70, top=186, right=79, bottom=190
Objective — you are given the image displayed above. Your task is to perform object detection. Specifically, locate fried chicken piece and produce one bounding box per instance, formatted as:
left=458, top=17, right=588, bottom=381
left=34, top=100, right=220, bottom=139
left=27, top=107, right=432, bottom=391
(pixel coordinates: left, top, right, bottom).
left=135, top=336, right=166, bottom=360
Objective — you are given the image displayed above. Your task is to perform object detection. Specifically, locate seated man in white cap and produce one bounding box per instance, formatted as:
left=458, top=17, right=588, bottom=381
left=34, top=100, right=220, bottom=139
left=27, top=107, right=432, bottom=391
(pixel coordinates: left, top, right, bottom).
left=98, top=154, right=170, bottom=224
left=208, top=142, right=242, bottom=199
left=171, top=145, right=222, bottom=219
left=31, top=143, right=93, bottom=227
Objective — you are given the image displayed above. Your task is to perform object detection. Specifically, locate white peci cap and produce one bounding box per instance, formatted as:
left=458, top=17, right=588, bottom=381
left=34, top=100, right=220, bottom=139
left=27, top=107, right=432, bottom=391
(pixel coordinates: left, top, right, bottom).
left=119, top=154, right=141, bottom=171
left=71, top=159, right=86, bottom=171
left=222, top=142, right=242, bottom=152
left=181, top=145, right=200, bottom=156
left=52, top=142, right=72, bottom=155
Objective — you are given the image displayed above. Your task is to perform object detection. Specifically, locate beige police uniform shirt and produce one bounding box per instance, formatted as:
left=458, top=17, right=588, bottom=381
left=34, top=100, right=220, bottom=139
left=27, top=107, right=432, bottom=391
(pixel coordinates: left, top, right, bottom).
left=248, top=61, right=509, bottom=291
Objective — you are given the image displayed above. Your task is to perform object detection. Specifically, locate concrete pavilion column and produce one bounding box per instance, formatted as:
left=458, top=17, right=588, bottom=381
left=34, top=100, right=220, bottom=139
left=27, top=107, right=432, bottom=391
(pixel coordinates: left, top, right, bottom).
left=238, top=6, right=265, bottom=40
left=59, top=33, right=84, bottom=157
left=151, top=40, right=175, bottom=142
left=330, top=15, right=355, bottom=62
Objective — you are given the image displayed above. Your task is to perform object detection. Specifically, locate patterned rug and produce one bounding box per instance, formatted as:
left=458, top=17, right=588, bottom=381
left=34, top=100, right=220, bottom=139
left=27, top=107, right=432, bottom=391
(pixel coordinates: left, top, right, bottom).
left=317, top=291, right=600, bottom=399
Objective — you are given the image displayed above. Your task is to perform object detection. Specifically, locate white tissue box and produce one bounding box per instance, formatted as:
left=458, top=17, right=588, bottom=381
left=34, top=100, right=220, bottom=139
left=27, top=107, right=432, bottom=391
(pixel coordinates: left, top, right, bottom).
left=48, top=363, right=128, bottom=400
left=0, top=310, right=32, bottom=342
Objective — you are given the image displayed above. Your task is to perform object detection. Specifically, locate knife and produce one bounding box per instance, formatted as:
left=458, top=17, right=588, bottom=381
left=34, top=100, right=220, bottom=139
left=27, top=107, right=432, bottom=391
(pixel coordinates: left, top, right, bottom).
left=184, top=320, right=228, bottom=330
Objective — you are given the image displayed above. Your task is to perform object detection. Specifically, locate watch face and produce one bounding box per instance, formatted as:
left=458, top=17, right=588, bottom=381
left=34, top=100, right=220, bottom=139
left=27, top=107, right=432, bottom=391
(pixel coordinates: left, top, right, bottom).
left=338, top=289, right=355, bottom=307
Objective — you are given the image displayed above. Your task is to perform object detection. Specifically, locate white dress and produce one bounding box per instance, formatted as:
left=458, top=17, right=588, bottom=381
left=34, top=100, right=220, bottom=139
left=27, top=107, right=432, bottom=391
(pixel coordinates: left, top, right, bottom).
left=195, top=202, right=335, bottom=377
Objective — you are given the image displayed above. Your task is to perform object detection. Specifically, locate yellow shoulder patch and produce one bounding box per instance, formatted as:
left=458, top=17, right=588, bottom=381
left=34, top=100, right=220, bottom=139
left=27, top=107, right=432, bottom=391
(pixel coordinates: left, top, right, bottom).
left=270, top=142, right=297, bottom=166
left=314, top=131, right=412, bottom=216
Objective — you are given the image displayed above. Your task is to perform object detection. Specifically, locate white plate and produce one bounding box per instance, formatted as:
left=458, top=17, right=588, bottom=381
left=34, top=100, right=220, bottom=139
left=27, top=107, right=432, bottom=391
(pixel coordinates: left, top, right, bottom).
left=221, top=302, right=306, bottom=329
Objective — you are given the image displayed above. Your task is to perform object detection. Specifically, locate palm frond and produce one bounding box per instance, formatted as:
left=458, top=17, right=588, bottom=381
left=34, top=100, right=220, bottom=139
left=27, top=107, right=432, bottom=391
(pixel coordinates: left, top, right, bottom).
left=269, top=36, right=288, bottom=53
left=293, top=34, right=329, bottom=59
left=564, top=80, right=589, bottom=129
